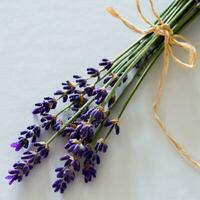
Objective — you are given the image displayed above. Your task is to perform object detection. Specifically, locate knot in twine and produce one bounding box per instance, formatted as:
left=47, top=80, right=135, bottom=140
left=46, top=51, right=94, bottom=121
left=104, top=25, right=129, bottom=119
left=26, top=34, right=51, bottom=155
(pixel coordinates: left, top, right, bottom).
left=106, top=0, right=199, bottom=170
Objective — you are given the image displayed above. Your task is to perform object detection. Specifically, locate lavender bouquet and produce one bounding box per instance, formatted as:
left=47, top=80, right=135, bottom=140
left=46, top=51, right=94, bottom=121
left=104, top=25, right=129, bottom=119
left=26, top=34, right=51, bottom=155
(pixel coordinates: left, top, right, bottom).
left=6, top=0, right=200, bottom=193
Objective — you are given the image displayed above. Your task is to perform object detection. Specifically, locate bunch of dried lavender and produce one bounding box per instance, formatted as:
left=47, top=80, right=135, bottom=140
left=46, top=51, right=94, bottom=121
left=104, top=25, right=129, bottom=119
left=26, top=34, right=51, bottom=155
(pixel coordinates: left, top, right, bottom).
left=6, top=0, right=199, bottom=193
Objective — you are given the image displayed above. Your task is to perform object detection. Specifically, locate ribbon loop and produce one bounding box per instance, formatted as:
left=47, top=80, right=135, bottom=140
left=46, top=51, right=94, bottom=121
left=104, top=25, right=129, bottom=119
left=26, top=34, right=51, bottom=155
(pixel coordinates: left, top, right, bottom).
left=107, top=0, right=199, bottom=170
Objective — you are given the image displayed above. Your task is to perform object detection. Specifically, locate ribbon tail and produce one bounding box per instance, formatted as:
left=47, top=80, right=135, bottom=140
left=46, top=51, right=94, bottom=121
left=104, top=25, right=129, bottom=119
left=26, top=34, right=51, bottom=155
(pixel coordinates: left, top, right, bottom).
left=153, top=44, right=200, bottom=171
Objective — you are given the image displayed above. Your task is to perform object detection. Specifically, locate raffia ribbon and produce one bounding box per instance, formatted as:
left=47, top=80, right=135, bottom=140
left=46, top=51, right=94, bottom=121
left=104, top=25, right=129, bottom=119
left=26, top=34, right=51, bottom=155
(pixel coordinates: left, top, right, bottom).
left=106, top=0, right=200, bottom=170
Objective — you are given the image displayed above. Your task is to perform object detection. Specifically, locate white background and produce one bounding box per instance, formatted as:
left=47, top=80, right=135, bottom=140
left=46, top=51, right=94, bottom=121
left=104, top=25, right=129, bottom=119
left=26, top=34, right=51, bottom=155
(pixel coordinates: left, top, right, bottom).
left=0, top=0, right=200, bottom=199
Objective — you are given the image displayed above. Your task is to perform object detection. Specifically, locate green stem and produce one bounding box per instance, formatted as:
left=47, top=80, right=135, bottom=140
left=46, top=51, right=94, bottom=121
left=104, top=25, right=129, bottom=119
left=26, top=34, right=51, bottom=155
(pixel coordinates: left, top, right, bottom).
left=118, top=45, right=163, bottom=119
left=55, top=103, right=73, bottom=118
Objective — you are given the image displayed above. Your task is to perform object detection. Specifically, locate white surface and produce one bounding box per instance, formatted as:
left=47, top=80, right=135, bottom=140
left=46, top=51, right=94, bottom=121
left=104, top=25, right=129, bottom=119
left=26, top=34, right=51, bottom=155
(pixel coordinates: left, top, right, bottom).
left=0, top=0, right=200, bottom=199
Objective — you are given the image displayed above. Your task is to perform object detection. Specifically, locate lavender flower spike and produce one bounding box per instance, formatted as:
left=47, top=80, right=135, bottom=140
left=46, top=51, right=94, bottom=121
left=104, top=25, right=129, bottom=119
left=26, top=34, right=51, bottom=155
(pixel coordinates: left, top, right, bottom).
left=52, top=154, right=80, bottom=193
left=11, top=125, right=41, bottom=151
left=6, top=142, right=49, bottom=185
left=32, top=97, right=57, bottom=115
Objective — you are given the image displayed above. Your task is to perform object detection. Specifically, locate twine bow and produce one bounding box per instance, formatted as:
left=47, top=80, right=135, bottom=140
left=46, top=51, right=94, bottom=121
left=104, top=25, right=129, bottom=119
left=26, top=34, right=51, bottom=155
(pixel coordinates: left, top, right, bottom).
left=106, top=0, right=199, bottom=170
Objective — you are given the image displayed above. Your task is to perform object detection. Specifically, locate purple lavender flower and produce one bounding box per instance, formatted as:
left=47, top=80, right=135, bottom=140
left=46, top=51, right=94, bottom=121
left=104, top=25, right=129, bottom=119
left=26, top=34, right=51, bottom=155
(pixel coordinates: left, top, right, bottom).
left=54, top=81, right=77, bottom=103
left=7, top=53, right=123, bottom=193
left=84, top=84, right=95, bottom=96
left=76, top=122, right=94, bottom=140
left=90, top=106, right=106, bottom=122
left=122, top=74, right=128, bottom=83
left=53, top=154, right=80, bottom=193
left=84, top=150, right=101, bottom=165
left=69, top=93, right=87, bottom=111
left=6, top=162, right=30, bottom=185
left=34, top=142, right=49, bottom=158
left=41, top=114, right=57, bottom=130
left=60, top=155, right=80, bottom=171
left=65, top=139, right=89, bottom=157
left=32, top=97, right=57, bottom=115
left=105, top=119, right=120, bottom=135
left=87, top=68, right=100, bottom=78
left=54, top=90, right=68, bottom=103
left=82, top=163, right=96, bottom=183
left=95, top=138, right=108, bottom=153
left=11, top=125, right=41, bottom=151
left=52, top=120, right=63, bottom=131
left=73, top=75, right=87, bottom=88
left=62, top=81, right=76, bottom=93
left=99, top=59, right=112, bottom=70
left=93, top=88, right=108, bottom=104
left=117, top=73, right=128, bottom=87
left=82, top=151, right=100, bottom=183
left=108, top=95, right=116, bottom=107
left=60, top=124, right=76, bottom=137
left=11, top=137, right=29, bottom=151
left=69, top=94, right=82, bottom=103
left=53, top=167, right=75, bottom=193
left=103, top=73, right=118, bottom=87
left=6, top=142, right=49, bottom=185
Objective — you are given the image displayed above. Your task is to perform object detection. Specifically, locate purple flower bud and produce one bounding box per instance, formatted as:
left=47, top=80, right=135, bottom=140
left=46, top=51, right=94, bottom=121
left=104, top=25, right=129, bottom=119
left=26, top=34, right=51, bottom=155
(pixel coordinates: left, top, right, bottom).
left=11, top=125, right=41, bottom=151
left=82, top=151, right=100, bottom=183
left=21, top=150, right=40, bottom=164
left=95, top=138, right=108, bottom=153
left=105, top=119, right=120, bottom=135
left=99, top=58, right=112, bottom=70
left=60, top=155, right=80, bottom=172
left=73, top=75, right=81, bottom=79
left=122, top=74, right=128, bottom=83
left=60, top=125, right=76, bottom=137
left=41, top=114, right=56, bottom=130
left=84, top=84, right=95, bottom=96
left=65, top=139, right=88, bottom=157
left=34, top=142, right=49, bottom=158
left=11, top=138, right=29, bottom=151
left=54, top=90, right=68, bottom=103
left=90, top=106, right=106, bottom=122
left=82, top=165, right=96, bottom=183
left=69, top=94, right=87, bottom=111
left=87, top=68, right=100, bottom=78
left=103, top=73, right=118, bottom=87
left=62, top=81, right=76, bottom=94
left=76, top=122, right=94, bottom=140
left=5, top=162, right=30, bottom=185
left=32, top=97, right=57, bottom=115
left=108, top=95, right=116, bottom=107
left=93, top=88, right=108, bottom=104
left=52, top=120, right=63, bottom=131
left=73, top=75, right=87, bottom=87
left=52, top=167, right=75, bottom=193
